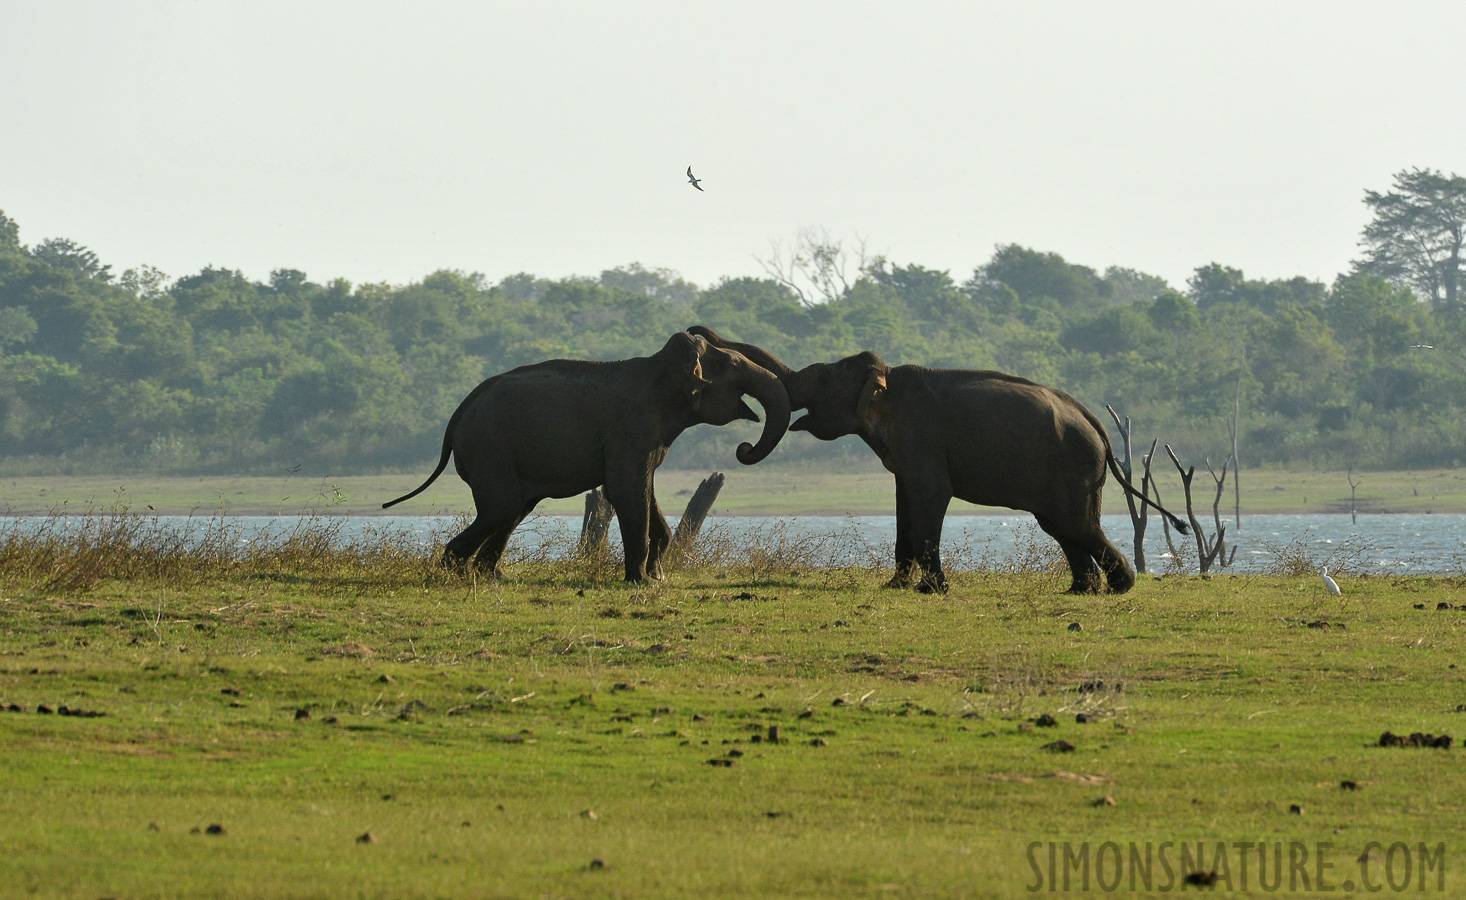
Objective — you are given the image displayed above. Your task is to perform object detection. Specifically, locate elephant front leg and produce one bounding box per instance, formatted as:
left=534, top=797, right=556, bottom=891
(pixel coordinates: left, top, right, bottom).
left=884, top=476, right=919, bottom=588
left=645, top=492, right=673, bottom=580
left=907, top=486, right=951, bottom=595
left=605, top=465, right=654, bottom=583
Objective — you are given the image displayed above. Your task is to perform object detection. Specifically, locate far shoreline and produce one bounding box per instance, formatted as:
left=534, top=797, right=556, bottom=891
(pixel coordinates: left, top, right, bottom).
left=3, top=468, right=1464, bottom=518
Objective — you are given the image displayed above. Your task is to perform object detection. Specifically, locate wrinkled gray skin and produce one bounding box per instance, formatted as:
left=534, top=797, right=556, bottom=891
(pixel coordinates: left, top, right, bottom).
left=687, top=326, right=1187, bottom=595
left=384, top=331, right=791, bottom=583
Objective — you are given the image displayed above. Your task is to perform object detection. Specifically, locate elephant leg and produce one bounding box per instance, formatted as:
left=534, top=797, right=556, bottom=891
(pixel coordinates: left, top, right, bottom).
left=906, top=485, right=951, bottom=595
left=472, top=515, right=525, bottom=579
left=605, top=465, right=654, bottom=583
left=645, top=493, right=673, bottom=580
left=443, top=484, right=521, bottom=575
left=1091, top=532, right=1135, bottom=594
left=1035, top=515, right=1103, bottom=594
left=885, top=476, right=918, bottom=589
left=442, top=516, right=494, bottom=572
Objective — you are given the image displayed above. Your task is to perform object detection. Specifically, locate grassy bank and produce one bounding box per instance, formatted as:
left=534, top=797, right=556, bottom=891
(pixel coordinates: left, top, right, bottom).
left=0, top=516, right=1463, bottom=897
left=3, top=465, right=1466, bottom=517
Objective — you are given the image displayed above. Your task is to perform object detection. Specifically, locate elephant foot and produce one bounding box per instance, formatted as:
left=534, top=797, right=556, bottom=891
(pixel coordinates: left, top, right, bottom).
left=915, top=575, right=949, bottom=595
left=440, top=553, right=472, bottom=575
left=884, top=564, right=918, bottom=589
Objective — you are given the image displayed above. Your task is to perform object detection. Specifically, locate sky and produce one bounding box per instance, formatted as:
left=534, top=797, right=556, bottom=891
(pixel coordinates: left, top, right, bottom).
left=3, top=1, right=1465, bottom=294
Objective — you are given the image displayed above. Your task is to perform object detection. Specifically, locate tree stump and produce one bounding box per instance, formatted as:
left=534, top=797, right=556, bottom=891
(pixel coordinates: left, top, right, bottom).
left=578, top=487, right=614, bottom=557
left=670, top=472, right=725, bottom=556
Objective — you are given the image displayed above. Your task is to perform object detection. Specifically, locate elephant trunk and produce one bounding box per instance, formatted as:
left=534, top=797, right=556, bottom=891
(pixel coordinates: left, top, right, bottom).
left=732, top=360, right=791, bottom=465
left=686, top=326, right=804, bottom=408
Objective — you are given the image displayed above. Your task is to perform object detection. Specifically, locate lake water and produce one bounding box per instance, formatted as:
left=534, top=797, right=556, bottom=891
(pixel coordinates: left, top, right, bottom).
left=7, top=512, right=1462, bottom=575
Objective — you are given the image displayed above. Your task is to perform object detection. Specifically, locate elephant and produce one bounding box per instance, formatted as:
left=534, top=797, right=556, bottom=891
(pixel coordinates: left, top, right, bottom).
left=382, top=331, right=791, bottom=583
left=687, top=326, right=1187, bottom=594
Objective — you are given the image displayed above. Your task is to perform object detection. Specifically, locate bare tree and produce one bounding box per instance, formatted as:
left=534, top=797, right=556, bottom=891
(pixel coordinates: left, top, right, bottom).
left=757, top=227, right=871, bottom=307
left=1203, top=456, right=1238, bottom=569
left=1164, top=445, right=1234, bottom=574
left=1347, top=468, right=1362, bottom=524
left=1230, top=363, right=1243, bottom=529
left=1106, top=405, right=1158, bottom=574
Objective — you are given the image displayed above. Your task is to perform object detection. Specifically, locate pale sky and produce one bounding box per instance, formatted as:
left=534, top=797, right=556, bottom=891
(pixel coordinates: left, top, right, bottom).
left=3, top=1, right=1464, bottom=293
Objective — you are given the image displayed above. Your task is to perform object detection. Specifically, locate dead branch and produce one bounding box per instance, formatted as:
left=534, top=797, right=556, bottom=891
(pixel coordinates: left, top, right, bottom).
left=1165, top=444, right=1228, bottom=573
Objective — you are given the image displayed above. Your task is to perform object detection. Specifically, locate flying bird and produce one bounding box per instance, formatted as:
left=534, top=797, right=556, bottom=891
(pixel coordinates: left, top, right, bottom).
left=1320, top=566, right=1341, bottom=597
left=686, top=166, right=703, bottom=191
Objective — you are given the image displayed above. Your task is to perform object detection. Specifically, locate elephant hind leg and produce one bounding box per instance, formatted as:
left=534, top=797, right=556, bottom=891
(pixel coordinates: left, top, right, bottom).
left=472, top=516, right=525, bottom=579
left=1036, top=516, right=1103, bottom=594
left=443, top=486, right=523, bottom=575
left=1094, top=538, right=1135, bottom=594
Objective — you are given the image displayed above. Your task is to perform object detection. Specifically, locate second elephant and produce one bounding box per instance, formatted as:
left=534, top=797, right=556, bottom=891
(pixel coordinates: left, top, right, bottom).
left=688, top=326, right=1186, bottom=594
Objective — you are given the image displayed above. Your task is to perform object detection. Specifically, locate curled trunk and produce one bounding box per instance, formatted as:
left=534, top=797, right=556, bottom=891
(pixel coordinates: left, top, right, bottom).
left=687, top=326, right=802, bottom=407
left=733, top=359, right=791, bottom=464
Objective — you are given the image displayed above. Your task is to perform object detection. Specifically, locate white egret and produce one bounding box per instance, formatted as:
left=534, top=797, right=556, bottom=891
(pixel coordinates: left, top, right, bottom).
left=1320, top=566, right=1341, bottom=597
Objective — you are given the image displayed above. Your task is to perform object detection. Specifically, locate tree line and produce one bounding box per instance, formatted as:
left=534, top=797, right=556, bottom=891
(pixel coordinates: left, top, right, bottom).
left=2, top=168, right=1464, bottom=474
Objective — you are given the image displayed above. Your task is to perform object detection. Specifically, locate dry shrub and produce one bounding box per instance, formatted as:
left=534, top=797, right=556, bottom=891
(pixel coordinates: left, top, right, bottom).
left=1261, top=530, right=1372, bottom=577
left=2, top=505, right=1110, bottom=595
left=678, top=517, right=881, bottom=585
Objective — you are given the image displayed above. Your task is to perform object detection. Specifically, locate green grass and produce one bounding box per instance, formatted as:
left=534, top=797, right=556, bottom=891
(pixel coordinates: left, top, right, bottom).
left=4, top=464, right=1466, bottom=516
left=1, top=516, right=1464, bottom=898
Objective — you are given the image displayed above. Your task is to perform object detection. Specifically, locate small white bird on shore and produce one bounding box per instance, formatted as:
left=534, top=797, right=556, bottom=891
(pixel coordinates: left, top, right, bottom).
left=686, top=166, right=703, bottom=191
left=1320, top=566, right=1341, bottom=597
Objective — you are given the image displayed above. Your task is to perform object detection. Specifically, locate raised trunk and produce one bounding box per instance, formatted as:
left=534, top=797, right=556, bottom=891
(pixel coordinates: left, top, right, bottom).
left=732, top=360, right=791, bottom=464
left=686, top=326, right=803, bottom=407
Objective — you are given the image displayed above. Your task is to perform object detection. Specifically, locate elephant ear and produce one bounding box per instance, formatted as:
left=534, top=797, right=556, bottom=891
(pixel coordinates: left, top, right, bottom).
left=672, top=333, right=712, bottom=409
left=856, top=366, right=887, bottom=423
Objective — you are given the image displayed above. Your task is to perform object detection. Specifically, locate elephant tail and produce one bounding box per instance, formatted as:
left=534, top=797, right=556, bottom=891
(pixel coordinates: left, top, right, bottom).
left=381, top=431, right=452, bottom=509
left=381, top=385, right=483, bottom=508
left=1080, top=404, right=1191, bottom=535
left=1103, top=451, right=1190, bottom=535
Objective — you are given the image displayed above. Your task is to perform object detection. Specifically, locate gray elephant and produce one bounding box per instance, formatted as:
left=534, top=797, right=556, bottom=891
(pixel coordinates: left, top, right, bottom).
left=687, top=326, right=1186, bottom=594
left=383, top=331, right=790, bottom=582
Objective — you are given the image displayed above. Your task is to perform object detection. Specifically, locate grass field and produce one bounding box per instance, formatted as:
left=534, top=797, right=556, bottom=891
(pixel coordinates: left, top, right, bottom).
left=4, top=465, right=1466, bottom=517
left=1, top=515, right=1463, bottom=898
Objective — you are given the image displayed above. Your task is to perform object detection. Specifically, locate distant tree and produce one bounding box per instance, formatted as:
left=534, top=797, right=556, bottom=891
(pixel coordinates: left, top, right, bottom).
left=1355, top=167, right=1466, bottom=315
left=759, top=227, right=870, bottom=307
left=599, top=263, right=698, bottom=307
left=1060, top=305, right=1160, bottom=356
left=1187, top=263, right=1247, bottom=314
left=972, top=245, right=1113, bottom=317
left=694, top=277, right=809, bottom=345
left=1147, top=289, right=1200, bottom=334
left=119, top=265, right=170, bottom=299
left=867, top=261, right=987, bottom=334
left=0, top=210, right=20, bottom=251
left=31, top=238, right=113, bottom=282
left=1188, top=263, right=1324, bottom=315
left=0, top=306, right=38, bottom=349
left=1104, top=266, right=1171, bottom=305
left=1325, top=274, right=1423, bottom=359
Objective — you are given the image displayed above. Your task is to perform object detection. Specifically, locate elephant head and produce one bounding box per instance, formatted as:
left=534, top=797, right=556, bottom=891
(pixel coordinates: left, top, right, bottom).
left=683, top=325, right=887, bottom=443
left=658, top=331, right=792, bottom=464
